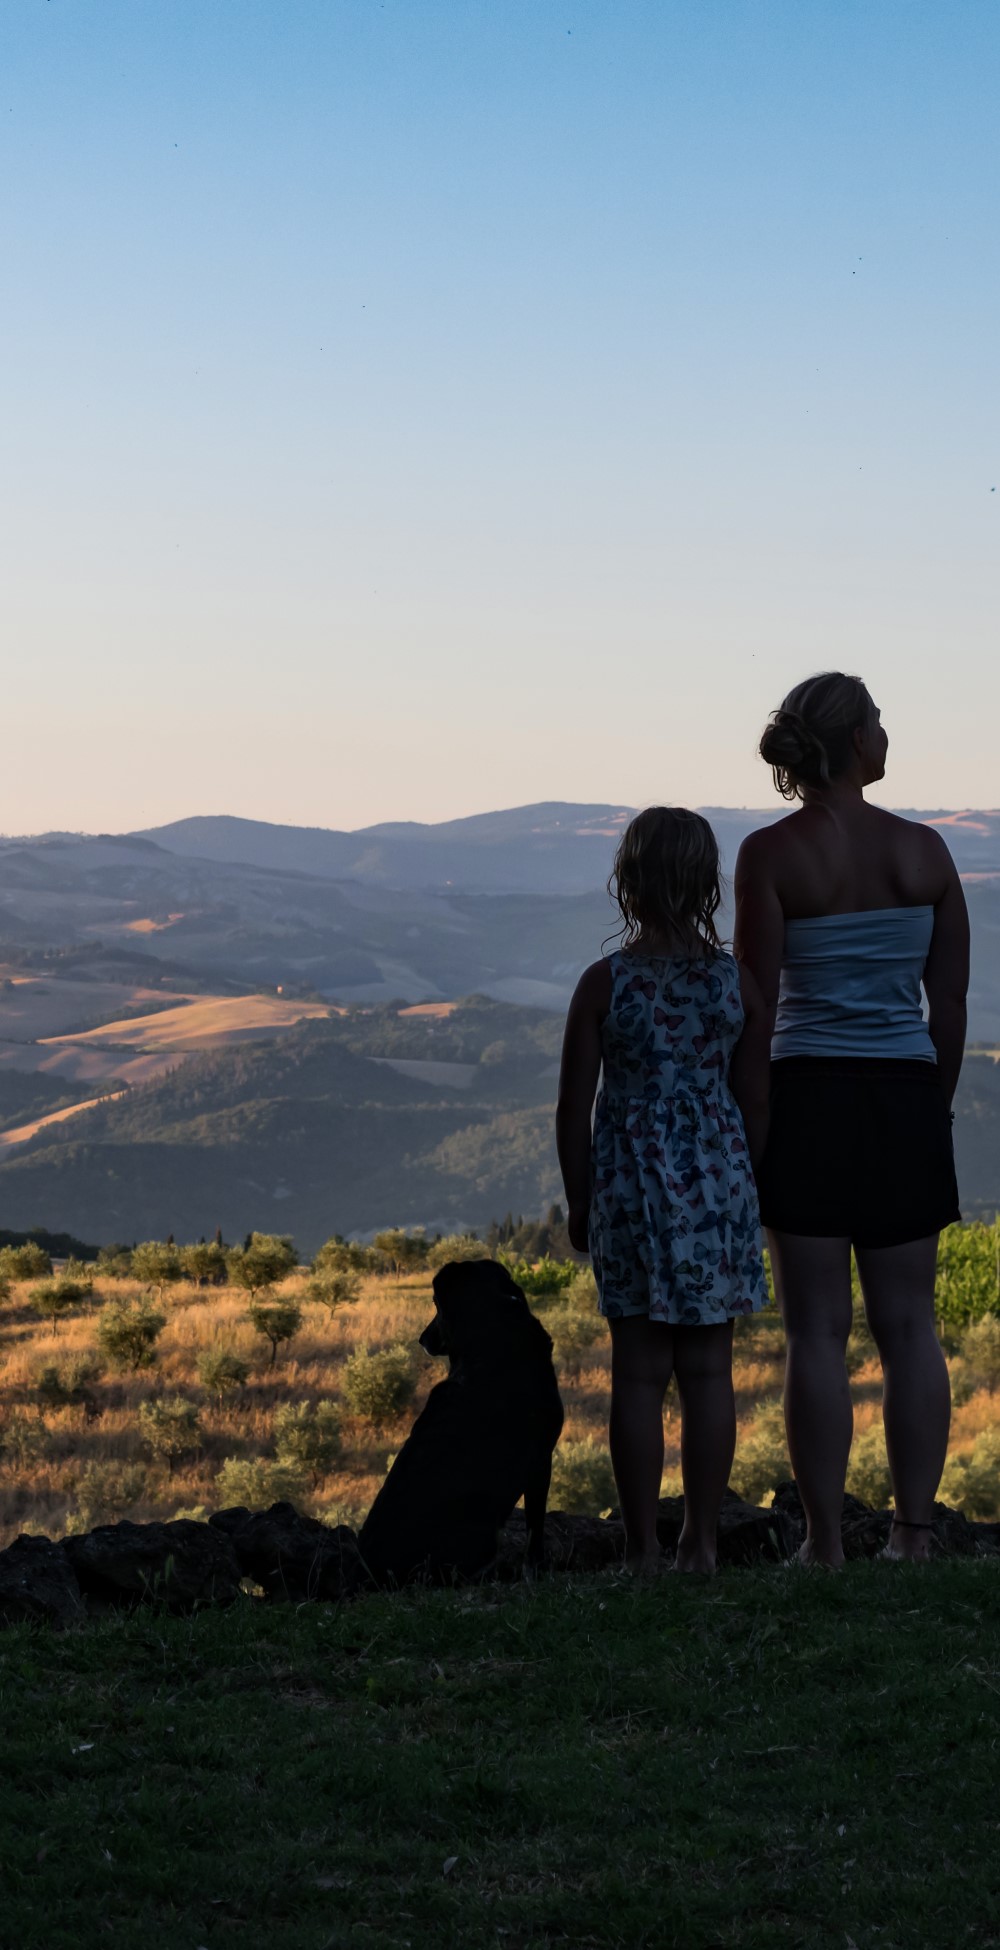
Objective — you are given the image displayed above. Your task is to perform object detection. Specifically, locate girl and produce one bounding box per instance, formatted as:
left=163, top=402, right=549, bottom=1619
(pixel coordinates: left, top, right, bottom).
left=557, top=807, right=771, bottom=1573
left=735, top=673, right=968, bottom=1567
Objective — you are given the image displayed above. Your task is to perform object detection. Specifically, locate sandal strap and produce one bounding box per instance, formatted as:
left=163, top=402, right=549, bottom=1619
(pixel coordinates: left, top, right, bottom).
left=890, top=1516, right=935, bottom=1529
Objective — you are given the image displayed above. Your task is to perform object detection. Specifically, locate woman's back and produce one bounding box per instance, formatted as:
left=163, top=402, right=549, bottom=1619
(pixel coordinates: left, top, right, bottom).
left=754, top=797, right=952, bottom=921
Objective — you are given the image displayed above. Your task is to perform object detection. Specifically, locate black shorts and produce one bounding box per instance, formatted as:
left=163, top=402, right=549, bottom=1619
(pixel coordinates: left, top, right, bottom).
left=756, top=1056, right=961, bottom=1249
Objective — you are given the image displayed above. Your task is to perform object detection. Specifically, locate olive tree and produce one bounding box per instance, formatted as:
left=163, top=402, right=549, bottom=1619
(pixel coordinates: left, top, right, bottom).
left=97, top=1297, right=167, bottom=1373
left=137, top=1397, right=202, bottom=1476
left=130, top=1241, right=183, bottom=1301
left=248, top=1298, right=302, bottom=1367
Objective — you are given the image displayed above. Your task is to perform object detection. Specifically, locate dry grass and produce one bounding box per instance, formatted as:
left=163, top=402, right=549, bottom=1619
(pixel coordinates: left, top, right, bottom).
left=0, top=1272, right=993, bottom=1545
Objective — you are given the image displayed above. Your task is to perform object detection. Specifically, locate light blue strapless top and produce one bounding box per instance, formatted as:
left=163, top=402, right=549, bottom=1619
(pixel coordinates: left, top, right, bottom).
left=772, top=906, right=937, bottom=1061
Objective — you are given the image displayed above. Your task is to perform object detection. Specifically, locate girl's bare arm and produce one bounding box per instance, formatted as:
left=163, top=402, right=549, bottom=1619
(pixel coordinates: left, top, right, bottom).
left=556, top=959, right=610, bottom=1251
left=734, top=831, right=785, bottom=1035
left=730, top=962, right=771, bottom=1173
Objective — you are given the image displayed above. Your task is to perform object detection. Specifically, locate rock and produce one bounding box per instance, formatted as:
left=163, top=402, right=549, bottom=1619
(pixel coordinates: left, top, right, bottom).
left=210, top=1502, right=366, bottom=1601
left=63, top=1519, right=243, bottom=1611
left=716, top=1488, right=794, bottom=1565
left=496, top=1510, right=625, bottom=1577
left=0, top=1534, right=86, bottom=1628
left=771, top=1479, right=993, bottom=1558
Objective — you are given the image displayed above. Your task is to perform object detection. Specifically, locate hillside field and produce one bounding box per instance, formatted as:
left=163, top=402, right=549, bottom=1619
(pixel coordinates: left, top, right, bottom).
left=3, top=1232, right=1000, bottom=1549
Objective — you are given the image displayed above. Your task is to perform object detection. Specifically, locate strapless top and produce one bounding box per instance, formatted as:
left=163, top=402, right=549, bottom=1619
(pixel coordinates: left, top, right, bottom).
left=772, top=906, right=936, bottom=1061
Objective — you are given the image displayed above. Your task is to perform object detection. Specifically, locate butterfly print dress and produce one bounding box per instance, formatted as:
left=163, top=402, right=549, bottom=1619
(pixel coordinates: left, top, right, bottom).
left=589, top=951, right=768, bottom=1324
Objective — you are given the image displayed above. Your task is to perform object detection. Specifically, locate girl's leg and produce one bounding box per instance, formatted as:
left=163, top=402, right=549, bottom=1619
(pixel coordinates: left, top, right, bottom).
left=855, top=1235, right=950, bottom=1561
left=672, top=1320, right=736, bottom=1573
left=768, top=1230, right=853, bottom=1569
left=608, top=1315, right=675, bottom=1566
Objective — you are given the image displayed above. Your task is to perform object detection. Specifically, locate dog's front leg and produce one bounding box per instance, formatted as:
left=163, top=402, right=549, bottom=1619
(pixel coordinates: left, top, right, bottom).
left=523, top=1455, right=553, bottom=1571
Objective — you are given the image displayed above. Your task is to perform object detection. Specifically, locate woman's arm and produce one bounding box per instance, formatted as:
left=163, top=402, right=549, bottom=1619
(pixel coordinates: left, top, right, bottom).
left=733, top=831, right=786, bottom=1036
left=922, top=840, right=970, bottom=1107
left=556, top=959, right=611, bottom=1253
left=730, top=963, right=771, bottom=1173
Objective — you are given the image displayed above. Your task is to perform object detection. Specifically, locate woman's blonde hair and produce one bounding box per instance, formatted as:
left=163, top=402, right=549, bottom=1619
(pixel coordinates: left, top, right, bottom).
left=759, top=671, right=876, bottom=801
left=609, top=807, right=722, bottom=955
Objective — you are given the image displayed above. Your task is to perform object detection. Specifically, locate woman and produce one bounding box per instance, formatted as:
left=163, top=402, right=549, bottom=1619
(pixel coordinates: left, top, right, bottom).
left=735, top=672, right=969, bottom=1566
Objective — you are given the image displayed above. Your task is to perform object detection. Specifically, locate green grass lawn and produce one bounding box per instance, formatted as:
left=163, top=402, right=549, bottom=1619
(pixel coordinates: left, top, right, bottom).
left=2, top=1564, right=999, bottom=1950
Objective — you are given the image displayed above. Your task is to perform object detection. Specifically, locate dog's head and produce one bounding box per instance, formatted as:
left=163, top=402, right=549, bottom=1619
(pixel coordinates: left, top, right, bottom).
left=419, top=1258, right=532, bottom=1360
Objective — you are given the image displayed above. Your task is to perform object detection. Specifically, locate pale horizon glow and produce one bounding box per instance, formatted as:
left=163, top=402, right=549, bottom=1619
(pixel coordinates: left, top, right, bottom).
left=2, top=1, right=997, bottom=834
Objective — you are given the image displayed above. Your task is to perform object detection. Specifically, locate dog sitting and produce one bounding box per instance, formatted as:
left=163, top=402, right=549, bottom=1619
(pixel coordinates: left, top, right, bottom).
left=357, top=1258, right=564, bottom=1584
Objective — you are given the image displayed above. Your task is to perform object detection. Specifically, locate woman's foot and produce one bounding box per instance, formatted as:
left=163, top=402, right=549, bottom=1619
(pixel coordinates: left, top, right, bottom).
left=881, top=1517, right=935, bottom=1563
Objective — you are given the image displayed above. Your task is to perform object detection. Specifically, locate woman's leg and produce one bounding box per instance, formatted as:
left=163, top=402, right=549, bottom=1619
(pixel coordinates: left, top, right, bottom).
left=672, top=1320, right=736, bottom=1573
left=768, top=1230, right=854, bottom=1568
left=855, top=1235, right=950, bottom=1561
left=608, top=1315, right=675, bottom=1566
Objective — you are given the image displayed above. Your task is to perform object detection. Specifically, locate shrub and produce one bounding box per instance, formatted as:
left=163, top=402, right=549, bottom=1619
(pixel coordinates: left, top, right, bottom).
left=499, top=1254, right=576, bottom=1299
left=28, top=1279, right=91, bottom=1335
left=96, top=1297, right=167, bottom=1372
left=73, top=1461, right=147, bottom=1530
left=137, top=1397, right=202, bottom=1475
left=940, top=1431, right=1000, bottom=1520
left=130, top=1241, right=183, bottom=1299
left=962, top=1315, right=1000, bottom=1396
left=247, top=1299, right=302, bottom=1366
left=34, top=1357, right=103, bottom=1416
left=215, top=1455, right=307, bottom=1510
left=306, top=1268, right=361, bottom=1318
left=227, top=1233, right=298, bottom=1299
left=342, top=1345, right=416, bottom=1428
left=730, top=1401, right=790, bottom=1506
left=0, top=1242, right=51, bottom=1280
left=273, top=1401, right=342, bottom=1483
left=0, top=1411, right=51, bottom=1469
left=178, top=1241, right=228, bottom=1287
left=546, top=1301, right=604, bottom=1373
left=197, top=1348, right=250, bottom=1403
left=935, top=1220, right=1000, bottom=1330
left=95, top=1244, right=133, bottom=1278
left=846, top=1424, right=893, bottom=1509
left=426, top=1234, right=489, bottom=1271
left=549, top=1438, right=617, bottom=1516
left=313, top=1236, right=374, bottom=1275
left=62, top=1257, right=95, bottom=1291
left=947, top=1358, right=978, bottom=1408
left=372, top=1230, right=430, bottom=1277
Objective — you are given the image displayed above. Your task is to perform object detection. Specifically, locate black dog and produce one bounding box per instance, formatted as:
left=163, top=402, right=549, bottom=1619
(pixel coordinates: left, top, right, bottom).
left=358, top=1259, right=564, bottom=1584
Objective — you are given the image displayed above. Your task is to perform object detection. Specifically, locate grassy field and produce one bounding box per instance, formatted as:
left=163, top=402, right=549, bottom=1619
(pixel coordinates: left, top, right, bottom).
left=1, top=1563, right=998, bottom=1949
left=1, top=1261, right=999, bottom=1546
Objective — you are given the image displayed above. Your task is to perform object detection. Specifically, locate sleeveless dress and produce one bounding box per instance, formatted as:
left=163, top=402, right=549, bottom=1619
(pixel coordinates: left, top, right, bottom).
left=589, top=949, right=768, bottom=1325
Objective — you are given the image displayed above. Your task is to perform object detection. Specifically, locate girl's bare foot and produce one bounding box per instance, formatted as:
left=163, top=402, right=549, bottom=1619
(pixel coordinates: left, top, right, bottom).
left=795, top=1537, right=844, bottom=1570
left=622, top=1548, right=665, bottom=1578
left=672, top=1529, right=717, bottom=1574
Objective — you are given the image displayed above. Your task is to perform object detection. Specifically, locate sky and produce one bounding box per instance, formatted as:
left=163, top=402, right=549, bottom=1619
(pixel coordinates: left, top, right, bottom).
left=1, top=0, right=997, bottom=834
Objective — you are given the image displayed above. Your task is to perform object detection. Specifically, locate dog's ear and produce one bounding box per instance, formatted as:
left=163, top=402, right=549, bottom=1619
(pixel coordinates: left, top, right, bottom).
left=419, top=1314, right=447, bottom=1357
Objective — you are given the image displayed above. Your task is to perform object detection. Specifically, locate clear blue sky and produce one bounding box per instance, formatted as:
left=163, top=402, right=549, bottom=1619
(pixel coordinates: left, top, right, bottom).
left=1, top=0, right=996, bottom=832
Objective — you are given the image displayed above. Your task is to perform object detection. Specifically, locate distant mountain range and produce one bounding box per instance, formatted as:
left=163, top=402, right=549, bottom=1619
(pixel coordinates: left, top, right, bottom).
left=135, top=804, right=1000, bottom=894
left=0, top=802, right=996, bottom=1029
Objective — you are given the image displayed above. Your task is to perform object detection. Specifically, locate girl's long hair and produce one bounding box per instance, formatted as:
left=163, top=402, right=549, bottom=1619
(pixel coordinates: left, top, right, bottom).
left=608, top=807, right=723, bottom=956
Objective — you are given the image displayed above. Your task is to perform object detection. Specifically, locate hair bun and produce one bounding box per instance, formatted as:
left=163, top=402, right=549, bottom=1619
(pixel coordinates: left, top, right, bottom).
left=759, top=708, right=827, bottom=776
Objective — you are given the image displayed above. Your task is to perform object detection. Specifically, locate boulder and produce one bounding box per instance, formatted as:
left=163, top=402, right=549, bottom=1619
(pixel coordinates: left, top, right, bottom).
left=210, top=1502, right=366, bottom=1601
left=771, top=1479, right=994, bottom=1558
left=497, top=1510, right=626, bottom=1577
left=0, top=1534, right=86, bottom=1629
left=63, top=1519, right=243, bottom=1611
